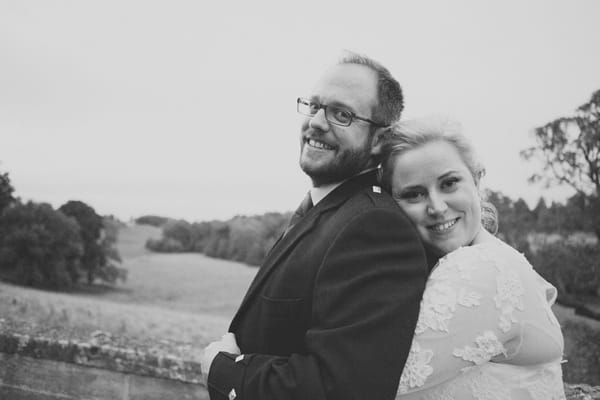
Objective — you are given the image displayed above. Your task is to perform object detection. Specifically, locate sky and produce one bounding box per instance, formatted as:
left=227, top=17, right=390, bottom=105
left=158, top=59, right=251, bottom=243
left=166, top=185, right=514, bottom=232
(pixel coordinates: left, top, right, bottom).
left=1, top=0, right=600, bottom=222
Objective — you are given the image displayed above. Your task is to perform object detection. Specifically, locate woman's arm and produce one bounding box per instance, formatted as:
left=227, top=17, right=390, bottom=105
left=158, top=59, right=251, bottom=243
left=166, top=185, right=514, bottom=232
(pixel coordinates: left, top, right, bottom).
left=397, top=243, right=564, bottom=395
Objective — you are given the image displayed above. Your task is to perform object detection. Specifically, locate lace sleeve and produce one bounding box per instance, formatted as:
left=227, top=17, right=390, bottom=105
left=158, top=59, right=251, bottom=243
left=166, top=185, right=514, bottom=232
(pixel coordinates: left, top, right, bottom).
left=397, top=242, right=564, bottom=395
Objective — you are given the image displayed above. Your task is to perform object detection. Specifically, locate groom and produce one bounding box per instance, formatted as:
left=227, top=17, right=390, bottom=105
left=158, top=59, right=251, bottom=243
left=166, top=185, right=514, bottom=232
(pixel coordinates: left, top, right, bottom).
left=201, top=52, right=428, bottom=400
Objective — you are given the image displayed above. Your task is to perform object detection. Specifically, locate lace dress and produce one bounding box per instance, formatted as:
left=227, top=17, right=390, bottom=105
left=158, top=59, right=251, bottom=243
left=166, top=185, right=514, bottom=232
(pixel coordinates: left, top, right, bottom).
left=396, top=237, right=566, bottom=400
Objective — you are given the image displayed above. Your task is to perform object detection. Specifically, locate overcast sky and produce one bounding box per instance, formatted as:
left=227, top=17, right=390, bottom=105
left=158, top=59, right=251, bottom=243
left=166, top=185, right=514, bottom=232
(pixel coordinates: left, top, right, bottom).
left=2, top=0, right=599, bottom=222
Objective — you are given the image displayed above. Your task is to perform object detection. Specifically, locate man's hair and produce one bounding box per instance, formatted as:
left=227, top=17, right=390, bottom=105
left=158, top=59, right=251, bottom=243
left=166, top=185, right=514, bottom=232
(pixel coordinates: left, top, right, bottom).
left=338, top=51, right=404, bottom=127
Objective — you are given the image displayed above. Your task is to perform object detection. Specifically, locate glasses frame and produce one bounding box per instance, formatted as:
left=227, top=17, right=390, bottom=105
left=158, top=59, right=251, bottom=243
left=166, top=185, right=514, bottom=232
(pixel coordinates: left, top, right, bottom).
left=296, top=97, right=388, bottom=128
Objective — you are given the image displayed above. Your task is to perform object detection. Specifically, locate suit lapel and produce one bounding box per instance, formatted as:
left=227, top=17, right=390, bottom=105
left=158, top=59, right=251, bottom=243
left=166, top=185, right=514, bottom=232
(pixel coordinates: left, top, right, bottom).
left=230, top=171, right=379, bottom=328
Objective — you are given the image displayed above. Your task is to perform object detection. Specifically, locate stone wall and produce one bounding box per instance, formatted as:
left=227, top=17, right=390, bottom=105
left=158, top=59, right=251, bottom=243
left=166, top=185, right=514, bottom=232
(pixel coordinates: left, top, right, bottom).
left=0, top=330, right=598, bottom=400
left=0, top=331, right=207, bottom=399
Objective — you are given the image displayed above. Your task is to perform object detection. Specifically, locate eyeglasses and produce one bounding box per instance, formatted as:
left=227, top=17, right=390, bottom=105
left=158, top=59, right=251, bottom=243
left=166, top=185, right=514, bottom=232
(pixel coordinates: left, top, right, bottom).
left=297, top=97, right=388, bottom=128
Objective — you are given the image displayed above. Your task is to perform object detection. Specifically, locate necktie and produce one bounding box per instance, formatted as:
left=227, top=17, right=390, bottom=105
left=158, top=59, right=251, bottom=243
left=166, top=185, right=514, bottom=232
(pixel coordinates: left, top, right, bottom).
left=284, top=192, right=313, bottom=236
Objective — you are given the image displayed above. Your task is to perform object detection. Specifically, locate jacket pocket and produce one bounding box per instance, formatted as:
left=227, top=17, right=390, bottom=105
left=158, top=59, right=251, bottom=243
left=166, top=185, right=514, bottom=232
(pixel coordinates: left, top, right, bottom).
left=259, top=295, right=304, bottom=355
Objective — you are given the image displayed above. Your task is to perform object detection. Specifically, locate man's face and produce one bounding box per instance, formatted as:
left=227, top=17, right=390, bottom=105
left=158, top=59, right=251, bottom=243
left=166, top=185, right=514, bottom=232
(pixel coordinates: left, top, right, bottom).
left=299, top=64, right=379, bottom=186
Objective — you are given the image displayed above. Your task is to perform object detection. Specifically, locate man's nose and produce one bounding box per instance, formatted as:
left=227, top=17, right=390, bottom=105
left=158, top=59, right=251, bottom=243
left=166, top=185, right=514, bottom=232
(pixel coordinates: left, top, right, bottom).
left=308, top=108, right=330, bottom=131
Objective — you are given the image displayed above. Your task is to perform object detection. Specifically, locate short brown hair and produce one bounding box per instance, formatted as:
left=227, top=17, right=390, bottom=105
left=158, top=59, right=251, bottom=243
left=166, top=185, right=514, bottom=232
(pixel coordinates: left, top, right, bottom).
left=338, top=51, right=404, bottom=127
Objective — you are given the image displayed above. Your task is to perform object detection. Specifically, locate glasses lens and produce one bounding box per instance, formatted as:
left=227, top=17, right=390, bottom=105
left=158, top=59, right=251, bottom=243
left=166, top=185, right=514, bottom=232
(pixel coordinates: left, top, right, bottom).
left=326, top=106, right=353, bottom=126
left=297, top=98, right=319, bottom=116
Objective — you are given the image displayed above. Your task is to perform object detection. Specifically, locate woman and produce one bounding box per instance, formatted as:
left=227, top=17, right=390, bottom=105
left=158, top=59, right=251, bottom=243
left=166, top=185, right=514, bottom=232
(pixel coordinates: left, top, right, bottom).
left=379, top=118, right=565, bottom=400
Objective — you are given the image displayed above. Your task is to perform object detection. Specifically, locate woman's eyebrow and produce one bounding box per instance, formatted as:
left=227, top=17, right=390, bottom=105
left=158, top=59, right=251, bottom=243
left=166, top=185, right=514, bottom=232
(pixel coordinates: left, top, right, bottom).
left=437, top=170, right=460, bottom=180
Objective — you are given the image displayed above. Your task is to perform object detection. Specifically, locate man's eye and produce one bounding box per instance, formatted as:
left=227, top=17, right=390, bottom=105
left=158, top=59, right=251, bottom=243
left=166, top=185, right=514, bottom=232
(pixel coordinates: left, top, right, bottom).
left=331, top=107, right=352, bottom=123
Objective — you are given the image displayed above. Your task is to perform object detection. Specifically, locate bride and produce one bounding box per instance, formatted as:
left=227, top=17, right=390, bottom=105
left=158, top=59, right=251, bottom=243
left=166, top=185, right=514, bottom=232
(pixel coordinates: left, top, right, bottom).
left=379, top=118, right=565, bottom=400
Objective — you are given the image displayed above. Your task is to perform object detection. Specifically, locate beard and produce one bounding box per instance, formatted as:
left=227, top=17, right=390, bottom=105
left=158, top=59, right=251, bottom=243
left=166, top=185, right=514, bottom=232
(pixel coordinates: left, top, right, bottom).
left=300, top=143, right=374, bottom=187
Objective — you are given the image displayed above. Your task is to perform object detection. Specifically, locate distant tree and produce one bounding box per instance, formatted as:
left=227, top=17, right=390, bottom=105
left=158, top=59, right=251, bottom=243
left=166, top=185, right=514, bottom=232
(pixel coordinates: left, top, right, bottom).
left=135, top=215, right=172, bottom=227
left=532, top=198, right=550, bottom=231
left=97, top=216, right=127, bottom=283
left=59, top=200, right=124, bottom=285
left=484, top=190, right=532, bottom=256
left=521, top=89, right=600, bottom=238
left=513, top=198, right=535, bottom=227
left=0, top=170, right=15, bottom=213
left=0, top=201, right=83, bottom=289
left=162, top=219, right=194, bottom=250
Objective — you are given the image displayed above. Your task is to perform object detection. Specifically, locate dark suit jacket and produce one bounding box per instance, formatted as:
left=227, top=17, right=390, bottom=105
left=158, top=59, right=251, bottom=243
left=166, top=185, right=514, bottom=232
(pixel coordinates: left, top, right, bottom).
left=208, top=170, right=428, bottom=400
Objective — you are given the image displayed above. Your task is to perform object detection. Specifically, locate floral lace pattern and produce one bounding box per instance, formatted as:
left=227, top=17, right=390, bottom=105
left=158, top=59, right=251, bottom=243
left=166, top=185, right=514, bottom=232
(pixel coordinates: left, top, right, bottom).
left=395, top=240, right=565, bottom=399
left=526, top=364, right=566, bottom=400
left=453, top=331, right=506, bottom=366
left=468, top=369, right=512, bottom=400
left=397, top=340, right=434, bottom=394
left=494, top=268, right=525, bottom=332
left=415, top=283, right=481, bottom=334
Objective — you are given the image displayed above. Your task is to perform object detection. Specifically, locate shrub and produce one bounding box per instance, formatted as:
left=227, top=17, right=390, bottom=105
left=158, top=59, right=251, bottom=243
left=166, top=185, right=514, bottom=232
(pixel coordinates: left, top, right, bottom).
left=532, top=241, right=600, bottom=297
left=561, top=319, right=600, bottom=385
left=146, top=237, right=185, bottom=253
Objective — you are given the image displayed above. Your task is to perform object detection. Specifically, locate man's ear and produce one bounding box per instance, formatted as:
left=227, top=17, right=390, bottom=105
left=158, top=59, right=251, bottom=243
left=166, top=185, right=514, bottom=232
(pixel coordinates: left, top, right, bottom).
left=370, top=126, right=390, bottom=157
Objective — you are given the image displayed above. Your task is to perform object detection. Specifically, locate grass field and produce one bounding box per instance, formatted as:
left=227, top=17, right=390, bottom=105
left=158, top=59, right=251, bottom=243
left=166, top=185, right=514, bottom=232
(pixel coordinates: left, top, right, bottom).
left=1, top=223, right=599, bottom=383
left=0, top=224, right=257, bottom=348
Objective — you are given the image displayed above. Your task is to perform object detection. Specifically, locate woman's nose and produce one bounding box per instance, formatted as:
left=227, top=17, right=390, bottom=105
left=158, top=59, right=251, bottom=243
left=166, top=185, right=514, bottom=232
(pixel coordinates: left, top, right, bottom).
left=426, top=194, right=448, bottom=216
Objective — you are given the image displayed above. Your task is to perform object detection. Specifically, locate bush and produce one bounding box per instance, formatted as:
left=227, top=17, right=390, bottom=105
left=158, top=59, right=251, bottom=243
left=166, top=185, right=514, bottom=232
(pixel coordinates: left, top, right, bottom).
left=0, top=202, right=83, bottom=289
left=561, top=319, right=600, bottom=385
left=146, top=237, right=185, bottom=253
left=532, top=241, right=600, bottom=297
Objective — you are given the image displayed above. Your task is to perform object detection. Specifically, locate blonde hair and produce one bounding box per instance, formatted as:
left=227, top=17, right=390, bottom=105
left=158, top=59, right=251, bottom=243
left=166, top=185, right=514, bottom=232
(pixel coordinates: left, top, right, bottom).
left=379, top=117, right=498, bottom=234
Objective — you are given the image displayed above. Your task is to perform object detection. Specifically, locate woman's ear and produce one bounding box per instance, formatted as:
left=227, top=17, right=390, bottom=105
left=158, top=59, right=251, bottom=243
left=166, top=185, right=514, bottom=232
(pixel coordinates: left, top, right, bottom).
left=370, top=126, right=390, bottom=157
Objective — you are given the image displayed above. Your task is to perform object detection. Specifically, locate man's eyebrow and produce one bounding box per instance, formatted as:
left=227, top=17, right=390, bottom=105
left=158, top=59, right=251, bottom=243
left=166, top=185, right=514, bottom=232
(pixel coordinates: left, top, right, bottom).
left=326, top=100, right=357, bottom=113
left=308, top=96, right=355, bottom=111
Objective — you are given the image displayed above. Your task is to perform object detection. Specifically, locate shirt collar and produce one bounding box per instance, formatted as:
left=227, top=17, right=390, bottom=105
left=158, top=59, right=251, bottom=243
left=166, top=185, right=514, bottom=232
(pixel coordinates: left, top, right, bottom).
left=310, top=167, right=379, bottom=206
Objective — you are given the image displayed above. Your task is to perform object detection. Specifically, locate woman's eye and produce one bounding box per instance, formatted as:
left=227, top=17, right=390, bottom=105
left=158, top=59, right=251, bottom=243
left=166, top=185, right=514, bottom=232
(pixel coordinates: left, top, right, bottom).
left=441, top=177, right=460, bottom=190
left=400, top=190, right=425, bottom=203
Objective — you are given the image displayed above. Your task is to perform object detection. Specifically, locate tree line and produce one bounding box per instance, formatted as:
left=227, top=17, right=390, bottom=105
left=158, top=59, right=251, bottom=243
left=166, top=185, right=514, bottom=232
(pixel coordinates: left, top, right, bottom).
left=140, top=189, right=595, bottom=264
left=0, top=170, right=125, bottom=290
left=143, top=212, right=290, bottom=266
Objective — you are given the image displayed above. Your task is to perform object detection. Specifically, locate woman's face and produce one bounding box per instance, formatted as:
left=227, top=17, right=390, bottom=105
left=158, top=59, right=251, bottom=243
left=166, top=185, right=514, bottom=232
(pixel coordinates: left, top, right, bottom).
left=390, top=140, right=482, bottom=256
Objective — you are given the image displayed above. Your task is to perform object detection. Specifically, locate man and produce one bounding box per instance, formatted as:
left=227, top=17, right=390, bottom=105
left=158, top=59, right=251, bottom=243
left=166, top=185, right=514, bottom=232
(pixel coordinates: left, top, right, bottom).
left=201, top=52, right=428, bottom=400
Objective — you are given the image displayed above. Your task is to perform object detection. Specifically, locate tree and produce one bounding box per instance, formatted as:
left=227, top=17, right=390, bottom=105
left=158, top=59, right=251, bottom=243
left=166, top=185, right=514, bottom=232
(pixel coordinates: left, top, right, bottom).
left=0, top=202, right=83, bottom=289
left=59, top=200, right=124, bottom=284
left=521, top=89, right=600, bottom=238
left=0, top=170, right=15, bottom=213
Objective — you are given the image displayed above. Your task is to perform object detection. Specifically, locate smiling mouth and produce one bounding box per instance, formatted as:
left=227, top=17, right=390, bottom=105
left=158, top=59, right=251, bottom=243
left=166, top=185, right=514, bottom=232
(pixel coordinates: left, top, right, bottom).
left=427, top=218, right=459, bottom=233
left=306, top=138, right=334, bottom=150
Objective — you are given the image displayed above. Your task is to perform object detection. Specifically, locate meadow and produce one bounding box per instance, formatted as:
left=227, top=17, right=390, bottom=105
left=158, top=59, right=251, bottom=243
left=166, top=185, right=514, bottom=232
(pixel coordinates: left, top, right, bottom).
left=0, top=223, right=598, bottom=383
left=0, top=224, right=257, bottom=350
